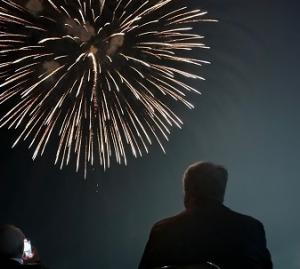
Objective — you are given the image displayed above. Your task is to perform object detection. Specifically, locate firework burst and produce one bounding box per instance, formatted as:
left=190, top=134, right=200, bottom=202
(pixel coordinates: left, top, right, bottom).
left=0, top=0, right=215, bottom=177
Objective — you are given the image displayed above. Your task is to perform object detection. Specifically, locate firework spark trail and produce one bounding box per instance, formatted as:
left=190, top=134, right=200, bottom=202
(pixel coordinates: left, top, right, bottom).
left=0, top=0, right=216, bottom=177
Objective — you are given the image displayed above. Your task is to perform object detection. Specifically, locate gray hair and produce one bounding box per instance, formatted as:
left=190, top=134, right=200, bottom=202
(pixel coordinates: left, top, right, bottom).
left=183, top=162, right=228, bottom=207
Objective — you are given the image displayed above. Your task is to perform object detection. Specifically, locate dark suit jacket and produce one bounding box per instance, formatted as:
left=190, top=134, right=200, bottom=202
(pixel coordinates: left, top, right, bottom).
left=139, top=202, right=272, bottom=269
left=0, top=258, right=48, bottom=269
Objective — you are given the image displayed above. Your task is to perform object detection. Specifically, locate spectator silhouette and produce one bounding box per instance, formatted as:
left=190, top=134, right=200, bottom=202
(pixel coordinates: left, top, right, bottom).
left=0, top=224, right=48, bottom=269
left=139, top=162, right=272, bottom=269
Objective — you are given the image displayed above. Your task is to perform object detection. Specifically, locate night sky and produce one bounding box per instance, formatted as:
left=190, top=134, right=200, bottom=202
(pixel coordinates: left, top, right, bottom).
left=1, top=1, right=300, bottom=269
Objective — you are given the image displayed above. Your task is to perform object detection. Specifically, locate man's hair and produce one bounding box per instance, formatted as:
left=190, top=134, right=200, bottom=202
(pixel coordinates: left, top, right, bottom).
left=0, top=225, right=25, bottom=259
left=183, top=162, right=228, bottom=207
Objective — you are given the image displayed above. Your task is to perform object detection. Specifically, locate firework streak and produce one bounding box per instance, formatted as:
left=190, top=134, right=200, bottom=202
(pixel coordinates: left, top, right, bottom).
left=0, top=0, right=215, bottom=177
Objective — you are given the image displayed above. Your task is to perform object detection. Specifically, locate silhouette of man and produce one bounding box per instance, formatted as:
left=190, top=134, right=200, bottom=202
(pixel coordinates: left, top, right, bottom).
left=139, top=162, right=272, bottom=269
left=0, top=224, right=48, bottom=269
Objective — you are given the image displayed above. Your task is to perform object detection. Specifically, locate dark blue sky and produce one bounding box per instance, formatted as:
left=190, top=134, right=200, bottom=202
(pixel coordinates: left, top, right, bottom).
left=1, top=1, right=300, bottom=268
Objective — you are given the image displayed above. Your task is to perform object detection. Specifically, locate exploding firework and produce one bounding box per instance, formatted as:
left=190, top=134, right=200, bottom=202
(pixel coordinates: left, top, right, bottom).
left=0, top=0, right=215, bottom=177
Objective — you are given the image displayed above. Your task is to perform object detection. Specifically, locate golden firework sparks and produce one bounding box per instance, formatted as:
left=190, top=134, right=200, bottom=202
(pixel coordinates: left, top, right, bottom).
left=0, top=0, right=216, bottom=177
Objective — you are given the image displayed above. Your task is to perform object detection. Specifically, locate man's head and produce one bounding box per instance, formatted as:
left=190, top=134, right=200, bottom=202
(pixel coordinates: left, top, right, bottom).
left=183, top=162, right=228, bottom=208
left=0, top=225, right=25, bottom=259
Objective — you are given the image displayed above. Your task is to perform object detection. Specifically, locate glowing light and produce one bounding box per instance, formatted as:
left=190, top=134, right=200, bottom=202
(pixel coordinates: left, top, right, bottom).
left=0, top=0, right=216, bottom=177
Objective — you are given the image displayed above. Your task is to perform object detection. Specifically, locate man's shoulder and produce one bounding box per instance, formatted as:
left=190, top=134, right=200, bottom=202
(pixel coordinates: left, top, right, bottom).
left=23, top=264, right=48, bottom=269
left=0, top=259, right=48, bottom=269
left=229, top=207, right=263, bottom=223
left=151, top=211, right=187, bottom=230
left=0, top=258, right=22, bottom=268
left=150, top=206, right=265, bottom=234
left=225, top=206, right=265, bottom=230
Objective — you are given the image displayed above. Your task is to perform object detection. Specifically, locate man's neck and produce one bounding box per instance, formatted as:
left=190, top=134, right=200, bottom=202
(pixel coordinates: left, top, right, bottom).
left=185, top=198, right=223, bottom=210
